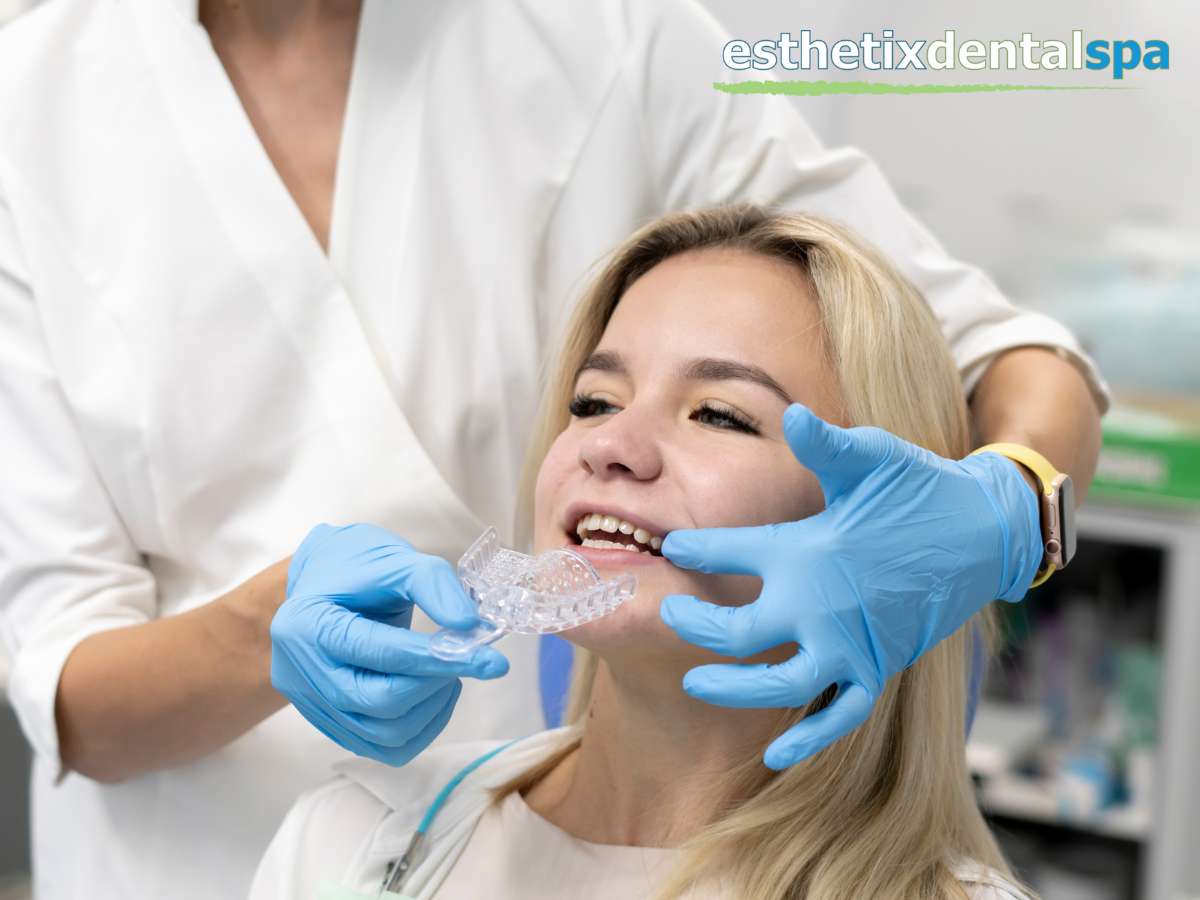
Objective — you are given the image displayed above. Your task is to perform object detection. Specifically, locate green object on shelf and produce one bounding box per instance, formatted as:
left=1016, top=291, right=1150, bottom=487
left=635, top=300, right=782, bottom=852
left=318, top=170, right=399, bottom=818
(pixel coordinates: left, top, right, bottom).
left=1091, top=397, right=1200, bottom=507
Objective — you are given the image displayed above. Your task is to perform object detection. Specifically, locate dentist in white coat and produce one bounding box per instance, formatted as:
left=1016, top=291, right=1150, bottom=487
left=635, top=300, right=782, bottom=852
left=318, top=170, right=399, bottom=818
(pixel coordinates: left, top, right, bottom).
left=0, top=0, right=1106, bottom=898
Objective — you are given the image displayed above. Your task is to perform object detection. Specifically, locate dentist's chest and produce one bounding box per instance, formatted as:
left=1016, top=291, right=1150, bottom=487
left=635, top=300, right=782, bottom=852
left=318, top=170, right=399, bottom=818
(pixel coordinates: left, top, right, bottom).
left=18, top=0, right=652, bottom=581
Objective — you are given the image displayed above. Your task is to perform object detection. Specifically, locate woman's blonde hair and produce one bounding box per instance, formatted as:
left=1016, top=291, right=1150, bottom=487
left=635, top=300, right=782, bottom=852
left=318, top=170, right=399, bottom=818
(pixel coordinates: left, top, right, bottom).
left=503, top=205, right=1023, bottom=900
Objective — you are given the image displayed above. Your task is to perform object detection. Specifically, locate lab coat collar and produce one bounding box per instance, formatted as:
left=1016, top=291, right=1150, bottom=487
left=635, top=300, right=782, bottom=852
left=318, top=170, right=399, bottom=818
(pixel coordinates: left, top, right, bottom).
left=169, top=0, right=198, bottom=22
left=335, top=728, right=581, bottom=821
left=125, top=0, right=487, bottom=560
left=341, top=728, right=580, bottom=899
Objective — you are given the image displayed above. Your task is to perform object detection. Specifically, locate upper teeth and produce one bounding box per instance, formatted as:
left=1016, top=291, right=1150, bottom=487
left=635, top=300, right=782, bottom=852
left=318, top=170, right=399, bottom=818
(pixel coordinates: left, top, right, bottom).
left=574, top=513, right=663, bottom=552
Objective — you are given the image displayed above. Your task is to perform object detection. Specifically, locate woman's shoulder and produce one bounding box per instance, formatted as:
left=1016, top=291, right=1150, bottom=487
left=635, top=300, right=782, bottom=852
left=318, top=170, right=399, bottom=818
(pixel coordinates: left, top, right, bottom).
left=951, top=859, right=1037, bottom=900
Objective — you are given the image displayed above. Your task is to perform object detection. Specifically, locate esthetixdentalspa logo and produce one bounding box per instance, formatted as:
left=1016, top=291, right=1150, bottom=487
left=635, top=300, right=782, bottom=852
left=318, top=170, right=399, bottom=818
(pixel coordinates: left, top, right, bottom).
left=716, top=29, right=1170, bottom=94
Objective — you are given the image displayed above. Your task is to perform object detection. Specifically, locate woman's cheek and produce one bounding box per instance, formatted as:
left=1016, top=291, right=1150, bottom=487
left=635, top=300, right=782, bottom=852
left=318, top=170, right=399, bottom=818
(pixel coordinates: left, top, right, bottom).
left=713, top=480, right=826, bottom=531
left=532, top=448, right=575, bottom=552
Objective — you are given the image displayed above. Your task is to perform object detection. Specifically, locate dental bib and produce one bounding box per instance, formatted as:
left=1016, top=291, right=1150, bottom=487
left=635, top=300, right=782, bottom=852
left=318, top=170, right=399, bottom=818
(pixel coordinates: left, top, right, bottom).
left=429, top=527, right=636, bottom=661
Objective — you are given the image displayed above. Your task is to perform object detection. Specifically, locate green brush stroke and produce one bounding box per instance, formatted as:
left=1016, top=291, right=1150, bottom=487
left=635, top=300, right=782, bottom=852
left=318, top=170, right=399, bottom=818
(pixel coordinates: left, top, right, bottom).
left=713, top=80, right=1131, bottom=95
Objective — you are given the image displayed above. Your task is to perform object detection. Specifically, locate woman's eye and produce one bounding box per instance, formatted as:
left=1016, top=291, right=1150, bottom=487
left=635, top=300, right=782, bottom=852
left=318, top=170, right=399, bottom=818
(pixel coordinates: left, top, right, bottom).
left=568, top=393, right=617, bottom=418
left=692, top=403, right=759, bottom=434
left=568, top=394, right=759, bottom=435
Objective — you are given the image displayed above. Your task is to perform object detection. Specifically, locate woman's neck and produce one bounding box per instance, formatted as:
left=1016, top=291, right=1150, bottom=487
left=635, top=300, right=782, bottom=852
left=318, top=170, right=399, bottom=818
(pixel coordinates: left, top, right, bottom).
left=523, top=659, right=782, bottom=847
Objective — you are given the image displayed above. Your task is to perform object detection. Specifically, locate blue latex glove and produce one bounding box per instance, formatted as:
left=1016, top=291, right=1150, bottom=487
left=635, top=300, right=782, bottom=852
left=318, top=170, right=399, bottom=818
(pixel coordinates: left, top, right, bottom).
left=271, top=523, right=509, bottom=765
left=660, top=403, right=1042, bottom=770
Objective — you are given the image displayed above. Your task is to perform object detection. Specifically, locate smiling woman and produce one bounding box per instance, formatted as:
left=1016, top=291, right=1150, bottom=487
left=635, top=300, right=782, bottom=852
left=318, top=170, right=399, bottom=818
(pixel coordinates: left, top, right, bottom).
left=513, top=204, right=1028, bottom=900
left=249, top=205, right=1034, bottom=900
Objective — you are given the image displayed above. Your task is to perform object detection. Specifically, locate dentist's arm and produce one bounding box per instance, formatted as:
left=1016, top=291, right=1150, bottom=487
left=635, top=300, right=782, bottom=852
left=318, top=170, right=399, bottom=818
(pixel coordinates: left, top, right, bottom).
left=54, top=563, right=291, bottom=783
left=969, top=346, right=1103, bottom=502
left=51, top=526, right=511, bottom=784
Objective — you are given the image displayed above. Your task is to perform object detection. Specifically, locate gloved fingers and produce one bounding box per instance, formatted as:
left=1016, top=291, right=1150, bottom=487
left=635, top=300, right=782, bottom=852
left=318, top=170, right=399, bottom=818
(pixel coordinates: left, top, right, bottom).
left=680, top=648, right=829, bottom=709
left=316, top=607, right=508, bottom=679
left=400, top=553, right=481, bottom=631
left=381, top=604, right=415, bottom=631
left=292, top=698, right=384, bottom=761
left=324, top=665, right=464, bottom=718
left=277, top=658, right=418, bottom=760
left=661, top=525, right=776, bottom=576
left=660, top=594, right=794, bottom=659
left=274, top=636, right=463, bottom=741
left=324, top=679, right=462, bottom=750
left=293, top=680, right=461, bottom=765
left=374, top=679, right=462, bottom=751
left=375, top=679, right=463, bottom=767
left=782, top=403, right=894, bottom=504
left=762, top=681, right=875, bottom=770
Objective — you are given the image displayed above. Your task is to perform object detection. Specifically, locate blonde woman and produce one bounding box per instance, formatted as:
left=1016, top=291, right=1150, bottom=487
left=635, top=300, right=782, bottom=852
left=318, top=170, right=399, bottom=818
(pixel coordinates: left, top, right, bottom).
left=249, top=206, right=1035, bottom=900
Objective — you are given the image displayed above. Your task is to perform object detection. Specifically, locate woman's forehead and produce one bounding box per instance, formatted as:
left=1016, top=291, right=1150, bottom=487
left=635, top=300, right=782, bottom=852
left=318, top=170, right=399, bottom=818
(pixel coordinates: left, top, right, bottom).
left=592, top=249, right=829, bottom=390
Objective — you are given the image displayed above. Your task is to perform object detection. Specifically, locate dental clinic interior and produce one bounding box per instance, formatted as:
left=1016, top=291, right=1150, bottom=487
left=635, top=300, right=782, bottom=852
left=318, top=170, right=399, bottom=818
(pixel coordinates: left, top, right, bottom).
left=0, top=0, right=1196, bottom=898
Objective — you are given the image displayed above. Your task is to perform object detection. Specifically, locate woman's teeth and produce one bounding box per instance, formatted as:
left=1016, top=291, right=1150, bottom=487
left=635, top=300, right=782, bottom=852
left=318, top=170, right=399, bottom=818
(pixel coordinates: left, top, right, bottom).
left=581, top=539, right=647, bottom=553
left=574, top=513, right=663, bottom=554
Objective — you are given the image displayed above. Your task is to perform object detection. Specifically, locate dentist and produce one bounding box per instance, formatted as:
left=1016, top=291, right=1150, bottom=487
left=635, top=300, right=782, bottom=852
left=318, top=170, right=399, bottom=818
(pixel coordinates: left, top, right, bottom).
left=0, top=0, right=1105, bottom=898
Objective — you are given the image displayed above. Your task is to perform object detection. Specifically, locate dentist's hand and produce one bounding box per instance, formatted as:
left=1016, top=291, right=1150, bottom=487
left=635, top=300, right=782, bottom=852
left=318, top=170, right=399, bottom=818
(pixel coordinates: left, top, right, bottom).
left=660, top=403, right=1042, bottom=770
left=271, top=523, right=509, bottom=765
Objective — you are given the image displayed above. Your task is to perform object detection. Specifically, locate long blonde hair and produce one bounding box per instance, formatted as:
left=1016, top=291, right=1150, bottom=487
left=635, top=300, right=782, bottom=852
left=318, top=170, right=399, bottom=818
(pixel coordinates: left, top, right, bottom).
left=504, top=205, right=1024, bottom=900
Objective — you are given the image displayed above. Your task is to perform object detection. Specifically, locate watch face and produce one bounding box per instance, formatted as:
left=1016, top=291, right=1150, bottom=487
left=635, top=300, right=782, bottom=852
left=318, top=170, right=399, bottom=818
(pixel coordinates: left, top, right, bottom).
left=1060, top=476, right=1076, bottom=565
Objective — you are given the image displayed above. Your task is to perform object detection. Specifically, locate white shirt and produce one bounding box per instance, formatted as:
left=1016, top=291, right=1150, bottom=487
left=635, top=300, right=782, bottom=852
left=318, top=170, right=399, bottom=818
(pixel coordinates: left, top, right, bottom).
left=249, top=729, right=1035, bottom=900
left=441, top=796, right=1035, bottom=900
left=434, top=791, right=678, bottom=899
left=0, top=0, right=1106, bottom=897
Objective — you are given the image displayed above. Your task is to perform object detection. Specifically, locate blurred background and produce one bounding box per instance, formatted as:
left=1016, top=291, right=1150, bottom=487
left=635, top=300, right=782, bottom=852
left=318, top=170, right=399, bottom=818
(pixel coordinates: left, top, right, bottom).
left=0, top=1, right=1196, bottom=898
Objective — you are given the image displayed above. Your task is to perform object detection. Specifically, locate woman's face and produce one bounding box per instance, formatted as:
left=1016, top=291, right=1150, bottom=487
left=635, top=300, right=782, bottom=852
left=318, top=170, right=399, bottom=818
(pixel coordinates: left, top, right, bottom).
left=532, top=247, right=847, bottom=670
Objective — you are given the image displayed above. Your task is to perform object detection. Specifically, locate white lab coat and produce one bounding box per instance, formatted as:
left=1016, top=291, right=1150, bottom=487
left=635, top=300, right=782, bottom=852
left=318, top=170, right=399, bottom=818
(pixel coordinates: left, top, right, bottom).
left=0, top=0, right=1107, bottom=897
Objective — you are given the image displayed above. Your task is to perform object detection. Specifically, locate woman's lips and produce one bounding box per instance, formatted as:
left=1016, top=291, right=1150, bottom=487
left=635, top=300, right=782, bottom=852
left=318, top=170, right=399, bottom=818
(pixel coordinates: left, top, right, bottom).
left=563, top=541, right=669, bottom=568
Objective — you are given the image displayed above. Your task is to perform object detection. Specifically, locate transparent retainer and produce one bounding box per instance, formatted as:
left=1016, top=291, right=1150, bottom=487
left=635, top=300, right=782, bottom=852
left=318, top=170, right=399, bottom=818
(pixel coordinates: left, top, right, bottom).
left=429, top=527, right=637, bottom=661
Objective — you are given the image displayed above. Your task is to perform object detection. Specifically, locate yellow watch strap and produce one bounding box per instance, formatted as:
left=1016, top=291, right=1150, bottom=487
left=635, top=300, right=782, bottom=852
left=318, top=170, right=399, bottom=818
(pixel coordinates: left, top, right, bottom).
left=971, top=442, right=1058, bottom=497
left=969, top=442, right=1060, bottom=588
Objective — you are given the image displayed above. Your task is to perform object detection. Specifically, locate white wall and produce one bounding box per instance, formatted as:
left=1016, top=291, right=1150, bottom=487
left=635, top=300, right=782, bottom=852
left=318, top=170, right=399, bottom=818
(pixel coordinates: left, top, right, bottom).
left=701, top=0, right=1199, bottom=295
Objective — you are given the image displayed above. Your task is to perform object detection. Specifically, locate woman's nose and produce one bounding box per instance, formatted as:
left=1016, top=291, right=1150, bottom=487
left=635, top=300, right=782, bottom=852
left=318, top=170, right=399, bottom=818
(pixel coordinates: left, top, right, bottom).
left=577, top=408, right=663, bottom=481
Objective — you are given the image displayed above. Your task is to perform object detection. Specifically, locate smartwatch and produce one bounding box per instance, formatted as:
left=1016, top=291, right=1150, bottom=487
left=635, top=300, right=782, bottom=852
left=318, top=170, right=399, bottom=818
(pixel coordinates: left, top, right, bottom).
left=970, top=443, right=1076, bottom=588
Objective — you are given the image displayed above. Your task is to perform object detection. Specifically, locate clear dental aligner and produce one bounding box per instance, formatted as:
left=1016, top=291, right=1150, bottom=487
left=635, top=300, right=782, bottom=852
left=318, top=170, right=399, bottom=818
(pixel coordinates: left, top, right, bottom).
left=429, top=527, right=637, bottom=661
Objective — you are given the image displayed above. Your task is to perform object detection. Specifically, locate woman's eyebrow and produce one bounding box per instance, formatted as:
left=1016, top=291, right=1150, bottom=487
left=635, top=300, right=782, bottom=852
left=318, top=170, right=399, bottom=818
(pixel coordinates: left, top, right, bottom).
left=576, top=349, right=625, bottom=378
left=684, top=357, right=794, bottom=405
left=576, top=351, right=793, bottom=405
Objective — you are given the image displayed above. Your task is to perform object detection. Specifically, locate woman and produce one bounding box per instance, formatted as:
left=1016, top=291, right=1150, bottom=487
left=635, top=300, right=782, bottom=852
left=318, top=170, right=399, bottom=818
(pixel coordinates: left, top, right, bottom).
left=249, top=206, right=1036, bottom=900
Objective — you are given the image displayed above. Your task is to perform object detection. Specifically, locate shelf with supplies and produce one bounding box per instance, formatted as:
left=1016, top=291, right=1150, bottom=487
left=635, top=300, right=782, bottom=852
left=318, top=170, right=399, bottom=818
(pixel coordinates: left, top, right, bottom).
left=968, top=498, right=1200, bottom=900
left=969, top=702, right=1152, bottom=843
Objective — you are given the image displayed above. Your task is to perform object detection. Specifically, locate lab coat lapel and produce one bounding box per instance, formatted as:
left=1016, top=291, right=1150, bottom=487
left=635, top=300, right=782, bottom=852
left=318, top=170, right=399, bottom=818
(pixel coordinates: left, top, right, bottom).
left=125, top=0, right=486, bottom=558
left=165, top=0, right=198, bottom=22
